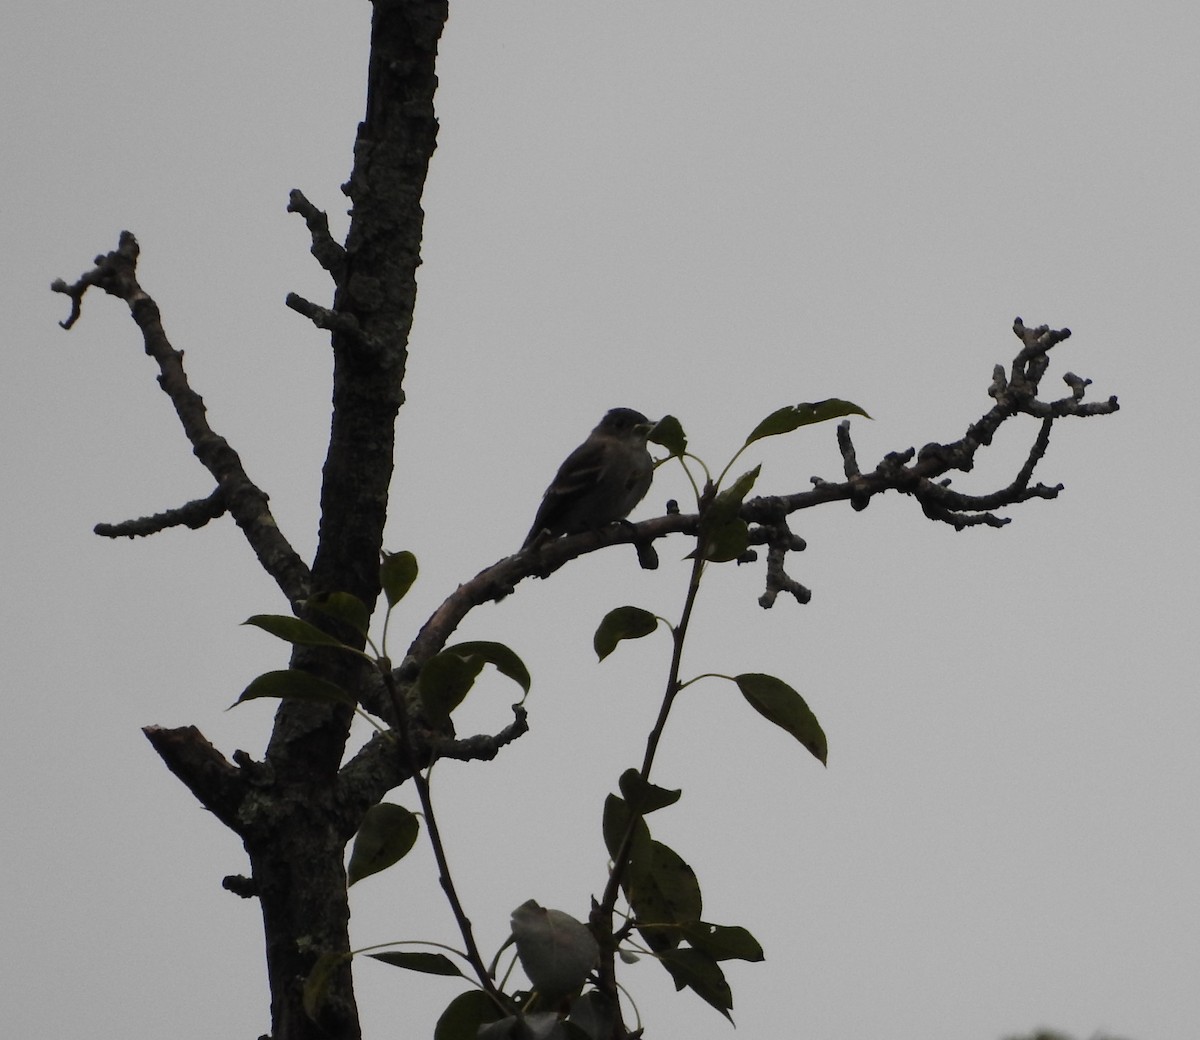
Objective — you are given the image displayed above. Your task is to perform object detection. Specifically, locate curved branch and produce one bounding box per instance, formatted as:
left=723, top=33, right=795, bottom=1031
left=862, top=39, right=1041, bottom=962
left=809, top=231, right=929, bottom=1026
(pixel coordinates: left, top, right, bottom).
left=345, top=320, right=1118, bottom=799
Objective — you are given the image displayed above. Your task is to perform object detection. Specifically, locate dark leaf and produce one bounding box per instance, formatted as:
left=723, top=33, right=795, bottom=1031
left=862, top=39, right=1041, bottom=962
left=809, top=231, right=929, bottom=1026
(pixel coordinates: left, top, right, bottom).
left=735, top=672, right=827, bottom=765
left=243, top=614, right=350, bottom=649
left=618, top=769, right=682, bottom=815
left=478, top=1013, right=576, bottom=1040
left=648, top=414, right=687, bottom=457
left=381, top=550, right=419, bottom=608
left=627, top=840, right=703, bottom=953
left=304, top=591, right=371, bottom=637
left=347, top=803, right=420, bottom=886
left=568, top=990, right=618, bottom=1040
left=658, top=947, right=734, bottom=1020
left=443, top=640, right=532, bottom=695
left=434, top=989, right=504, bottom=1040
left=366, top=950, right=464, bottom=978
left=593, top=606, right=659, bottom=661
left=743, top=399, right=871, bottom=446
left=416, top=651, right=487, bottom=727
left=680, top=921, right=765, bottom=962
left=231, top=669, right=356, bottom=710
left=602, top=794, right=651, bottom=866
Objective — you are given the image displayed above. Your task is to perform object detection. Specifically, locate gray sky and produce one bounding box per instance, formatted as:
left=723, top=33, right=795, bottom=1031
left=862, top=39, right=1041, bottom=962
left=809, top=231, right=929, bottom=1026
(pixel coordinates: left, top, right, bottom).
left=4, top=3, right=1196, bottom=1038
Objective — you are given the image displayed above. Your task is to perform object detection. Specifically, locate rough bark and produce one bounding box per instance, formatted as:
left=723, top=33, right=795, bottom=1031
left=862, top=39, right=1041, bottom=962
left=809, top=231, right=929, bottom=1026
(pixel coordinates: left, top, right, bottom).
left=248, top=4, right=451, bottom=1037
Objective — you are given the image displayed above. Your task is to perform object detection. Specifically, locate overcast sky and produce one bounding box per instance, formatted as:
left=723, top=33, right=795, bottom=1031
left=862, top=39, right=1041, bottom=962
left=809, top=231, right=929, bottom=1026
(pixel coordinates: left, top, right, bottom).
left=4, top=3, right=1197, bottom=1039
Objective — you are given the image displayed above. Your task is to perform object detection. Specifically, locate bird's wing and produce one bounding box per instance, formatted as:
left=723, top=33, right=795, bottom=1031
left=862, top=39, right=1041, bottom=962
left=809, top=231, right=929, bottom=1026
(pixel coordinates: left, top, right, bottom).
left=540, top=439, right=609, bottom=500
left=523, top=438, right=611, bottom=546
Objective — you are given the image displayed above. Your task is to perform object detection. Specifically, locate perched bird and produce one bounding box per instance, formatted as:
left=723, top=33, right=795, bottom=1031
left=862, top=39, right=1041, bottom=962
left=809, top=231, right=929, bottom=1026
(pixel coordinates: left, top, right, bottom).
left=522, top=408, right=655, bottom=550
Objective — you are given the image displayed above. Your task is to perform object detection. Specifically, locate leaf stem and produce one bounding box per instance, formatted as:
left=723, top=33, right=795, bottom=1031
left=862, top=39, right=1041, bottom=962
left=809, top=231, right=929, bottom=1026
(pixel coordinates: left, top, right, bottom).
left=380, top=668, right=509, bottom=1012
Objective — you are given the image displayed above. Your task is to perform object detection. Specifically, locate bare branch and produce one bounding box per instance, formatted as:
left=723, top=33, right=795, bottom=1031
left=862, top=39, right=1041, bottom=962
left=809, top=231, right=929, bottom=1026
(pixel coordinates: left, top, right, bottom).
left=287, top=189, right=347, bottom=282
left=286, top=292, right=363, bottom=338
left=95, top=488, right=226, bottom=537
left=142, top=725, right=245, bottom=832
left=757, top=518, right=811, bottom=607
left=52, top=233, right=312, bottom=602
left=438, top=706, right=530, bottom=761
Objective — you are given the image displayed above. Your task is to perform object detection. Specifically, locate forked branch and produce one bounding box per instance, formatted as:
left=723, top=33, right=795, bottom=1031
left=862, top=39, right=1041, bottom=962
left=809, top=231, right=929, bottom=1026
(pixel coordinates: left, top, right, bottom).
left=52, top=232, right=312, bottom=603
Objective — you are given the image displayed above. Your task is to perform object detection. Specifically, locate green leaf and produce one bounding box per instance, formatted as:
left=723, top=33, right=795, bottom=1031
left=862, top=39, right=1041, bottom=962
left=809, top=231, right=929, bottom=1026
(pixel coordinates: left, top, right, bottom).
left=697, top=466, right=760, bottom=562
left=443, top=641, right=532, bottom=696
left=699, top=519, right=750, bottom=563
left=230, top=669, right=356, bottom=710
left=617, top=769, right=681, bottom=815
left=568, top=990, right=618, bottom=1040
left=680, top=921, right=765, bottom=963
left=735, top=672, right=827, bottom=765
left=434, top=989, right=504, bottom=1040
left=648, top=414, right=687, bottom=457
left=479, top=1013, right=580, bottom=1040
left=366, top=951, right=464, bottom=978
left=242, top=614, right=358, bottom=651
left=714, top=466, right=761, bottom=518
left=347, top=803, right=420, bottom=886
left=416, top=651, right=487, bottom=727
left=305, top=591, right=371, bottom=637
left=658, top=947, right=734, bottom=1021
left=381, top=550, right=419, bottom=608
left=510, top=900, right=599, bottom=1000
left=593, top=606, right=659, bottom=661
left=627, top=840, right=703, bottom=953
left=602, top=793, right=651, bottom=866
left=302, top=951, right=348, bottom=1022
left=743, top=399, right=871, bottom=446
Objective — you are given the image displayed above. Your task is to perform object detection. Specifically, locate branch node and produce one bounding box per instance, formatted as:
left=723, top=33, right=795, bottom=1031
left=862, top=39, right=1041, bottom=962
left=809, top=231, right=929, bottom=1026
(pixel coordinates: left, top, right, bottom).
left=222, top=874, right=259, bottom=899
left=285, top=293, right=363, bottom=339
left=287, top=189, right=347, bottom=282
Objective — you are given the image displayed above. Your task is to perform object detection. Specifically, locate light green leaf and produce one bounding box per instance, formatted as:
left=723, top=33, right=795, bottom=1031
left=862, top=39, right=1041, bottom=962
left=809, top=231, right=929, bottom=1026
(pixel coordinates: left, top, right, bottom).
left=697, top=466, right=760, bottom=562
left=230, top=669, right=356, bottom=710
left=347, top=803, right=420, bottom=886
left=713, top=466, right=761, bottom=518
left=735, top=672, right=827, bottom=765
left=510, top=900, right=599, bottom=1000
left=593, top=606, right=659, bottom=661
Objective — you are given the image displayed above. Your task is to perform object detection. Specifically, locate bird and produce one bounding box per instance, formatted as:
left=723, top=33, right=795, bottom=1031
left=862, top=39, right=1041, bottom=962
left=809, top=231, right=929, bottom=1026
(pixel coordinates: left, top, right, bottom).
left=522, top=408, right=655, bottom=550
